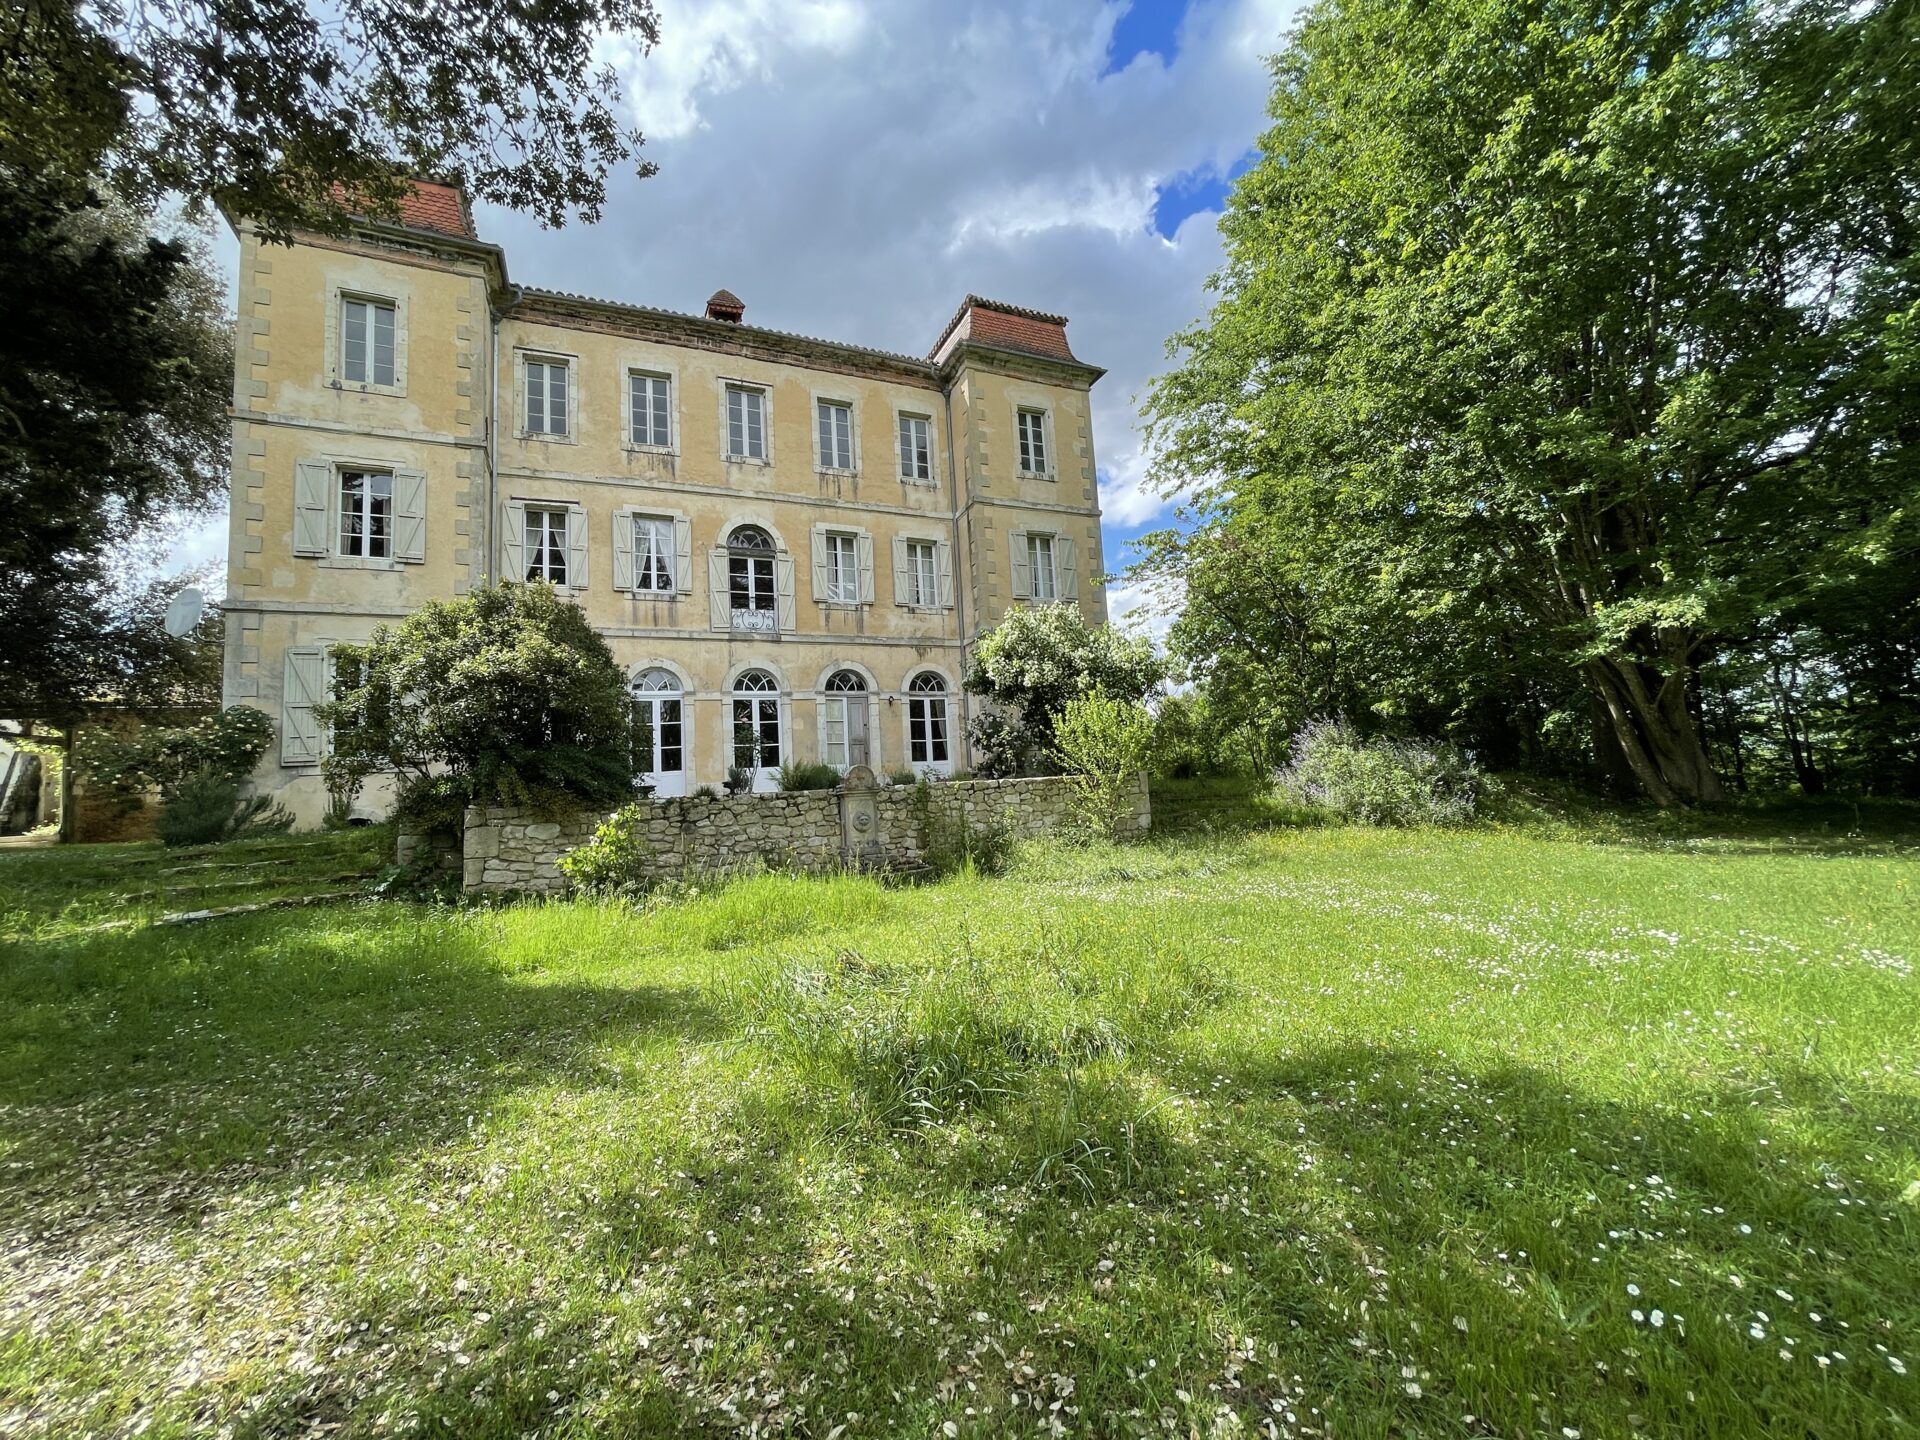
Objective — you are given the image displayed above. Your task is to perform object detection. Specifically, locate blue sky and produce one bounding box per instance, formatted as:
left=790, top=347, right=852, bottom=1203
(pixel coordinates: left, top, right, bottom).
left=178, top=0, right=1294, bottom=642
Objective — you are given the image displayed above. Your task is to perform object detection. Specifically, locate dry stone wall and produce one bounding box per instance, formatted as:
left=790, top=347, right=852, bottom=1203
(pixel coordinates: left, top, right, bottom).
left=460, top=772, right=1149, bottom=895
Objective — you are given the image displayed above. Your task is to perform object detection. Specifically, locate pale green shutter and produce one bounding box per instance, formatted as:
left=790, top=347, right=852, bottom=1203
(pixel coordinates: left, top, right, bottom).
left=392, top=469, right=426, bottom=563
left=293, top=461, right=331, bottom=557
left=935, top=540, right=954, bottom=608
left=855, top=533, right=875, bottom=604
left=775, top=555, right=796, bottom=632
left=502, top=502, right=526, bottom=582
left=566, top=508, right=588, bottom=590
left=1010, top=530, right=1030, bottom=601
left=708, top=550, right=730, bottom=629
left=810, top=526, right=829, bottom=600
left=281, top=648, right=326, bottom=766
left=1058, top=536, right=1079, bottom=602
left=891, top=537, right=910, bottom=605
left=673, top=517, right=693, bottom=593
left=612, top=508, right=635, bottom=591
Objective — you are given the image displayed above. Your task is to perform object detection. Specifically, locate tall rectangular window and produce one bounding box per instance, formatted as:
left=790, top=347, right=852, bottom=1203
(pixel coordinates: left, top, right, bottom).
left=629, top=372, right=671, bottom=448
left=341, top=297, right=396, bottom=387
left=1016, top=408, right=1049, bottom=475
left=525, top=359, right=570, bottom=437
left=634, top=514, right=674, bottom=591
left=726, top=384, right=767, bottom=460
left=904, top=539, right=937, bottom=608
left=816, top=399, right=854, bottom=470
left=898, top=414, right=933, bottom=483
left=338, top=469, right=393, bottom=559
left=525, top=507, right=570, bottom=584
left=825, top=531, right=859, bottom=604
left=1027, top=532, right=1057, bottom=601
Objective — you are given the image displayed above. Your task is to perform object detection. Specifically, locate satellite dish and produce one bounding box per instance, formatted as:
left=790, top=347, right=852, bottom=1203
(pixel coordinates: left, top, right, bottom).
left=163, top=587, right=206, bottom=638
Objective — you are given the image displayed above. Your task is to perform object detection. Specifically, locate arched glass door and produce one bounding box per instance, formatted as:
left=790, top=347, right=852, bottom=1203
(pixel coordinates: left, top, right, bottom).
left=630, top=668, right=687, bottom=797
left=727, top=525, right=777, bottom=633
left=731, top=669, right=782, bottom=792
left=907, top=671, right=951, bottom=774
left=821, top=669, right=870, bottom=771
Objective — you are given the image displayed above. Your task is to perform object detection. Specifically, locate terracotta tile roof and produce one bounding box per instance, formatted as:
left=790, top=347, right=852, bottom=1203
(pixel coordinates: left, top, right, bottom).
left=331, top=178, right=476, bottom=239
left=929, top=295, right=1078, bottom=363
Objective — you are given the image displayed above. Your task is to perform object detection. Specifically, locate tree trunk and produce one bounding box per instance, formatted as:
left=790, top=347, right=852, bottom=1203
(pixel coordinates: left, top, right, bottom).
left=1585, top=658, right=1726, bottom=807
left=57, top=726, right=75, bottom=844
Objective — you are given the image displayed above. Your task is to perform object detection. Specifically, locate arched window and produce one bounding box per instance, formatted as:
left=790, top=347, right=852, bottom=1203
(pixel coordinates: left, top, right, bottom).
left=732, top=669, right=781, bottom=783
left=907, top=671, right=950, bottom=769
left=629, top=668, right=685, bottom=797
left=820, top=669, right=870, bottom=770
left=727, top=525, right=777, bottom=624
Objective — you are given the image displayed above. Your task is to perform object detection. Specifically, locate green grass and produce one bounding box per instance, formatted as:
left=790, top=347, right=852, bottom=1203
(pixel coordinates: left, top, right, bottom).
left=1, top=799, right=1916, bottom=1437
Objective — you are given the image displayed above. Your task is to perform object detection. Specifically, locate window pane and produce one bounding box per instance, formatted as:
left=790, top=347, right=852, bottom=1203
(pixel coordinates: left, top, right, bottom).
left=549, top=365, right=568, bottom=433
left=650, top=379, right=669, bottom=445
left=340, top=471, right=364, bottom=556
left=817, top=403, right=832, bottom=465
left=372, top=303, right=396, bottom=386
left=526, top=363, right=545, bottom=432
left=342, top=300, right=367, bottom=383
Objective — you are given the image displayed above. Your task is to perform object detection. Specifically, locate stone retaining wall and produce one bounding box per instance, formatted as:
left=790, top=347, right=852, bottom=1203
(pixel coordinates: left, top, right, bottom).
left=460, top=771, right=1149, bottom=895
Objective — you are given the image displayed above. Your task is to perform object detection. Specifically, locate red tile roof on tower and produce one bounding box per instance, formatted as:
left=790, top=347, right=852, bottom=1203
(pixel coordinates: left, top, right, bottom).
left=929, top=295, right=1078, bottom=364
left=329, top=178, right=476, bottom=239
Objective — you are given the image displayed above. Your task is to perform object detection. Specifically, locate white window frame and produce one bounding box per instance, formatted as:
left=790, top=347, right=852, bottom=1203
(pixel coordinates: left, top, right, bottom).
left=906, top=539, right=936, bottom=609
left=722, top=382, right=771, bottom=464
left=336, top=467, right=394, bottom=562
left=339, top=294, right=398, bottom=389
left=632, top=513, right=674, bottom=593
left=327, top=287, right=407, bottom=396
left=520, top=352, right=575, bottom=441
left=1028, top=532, right=1058, bottom=602
left=824, top=531, right=860, bottom=604
left=813, top=395, right=857, bottom=474
left=710, top=523, right=797, bottom=634
left=903, top=670, right=954, bottom=775
left=625, top=367, right=676, bottom=452
left=1015, top=405, right=1054, bottom=480
left=896, top=409, right=936, bottom=486
left=817, top=667, right=874, bottom=772
left=523, top=505, right=572, bottom=585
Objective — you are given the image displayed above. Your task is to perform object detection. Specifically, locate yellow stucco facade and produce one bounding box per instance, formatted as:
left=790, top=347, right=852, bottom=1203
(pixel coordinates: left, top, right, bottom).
left=223, top=194, right=1107, bottom=824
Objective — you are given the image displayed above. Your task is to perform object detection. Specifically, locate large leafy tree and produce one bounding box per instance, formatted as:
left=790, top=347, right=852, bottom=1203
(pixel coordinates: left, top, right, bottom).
left=1146, top=0, right=1918, bottom=805
left=0, top=173, right=231, bottom=726
left=2, top=0, right=661, bottom=237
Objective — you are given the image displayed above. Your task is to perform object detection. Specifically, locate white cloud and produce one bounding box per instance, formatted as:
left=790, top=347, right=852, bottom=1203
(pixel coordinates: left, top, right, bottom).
left=485, top=0, right=1295, bottom=556
left=1106, top=575, right=1184, bottom=654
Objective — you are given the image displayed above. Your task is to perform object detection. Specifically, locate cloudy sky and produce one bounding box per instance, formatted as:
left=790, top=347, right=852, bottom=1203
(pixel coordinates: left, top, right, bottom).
left=181, top=0, right=1296, bottom=640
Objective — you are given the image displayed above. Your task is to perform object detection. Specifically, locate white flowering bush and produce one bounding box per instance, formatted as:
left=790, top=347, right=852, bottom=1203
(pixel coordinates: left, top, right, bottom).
left=964, top=606, right=1162, bottom=777
left=1278, top=718, right=1487, bottom=826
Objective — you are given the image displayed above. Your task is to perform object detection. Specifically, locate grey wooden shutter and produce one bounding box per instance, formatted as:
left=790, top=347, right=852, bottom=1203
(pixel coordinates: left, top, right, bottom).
left=502, top=502, right=526, bottom=582
left=566, top=508, right=588, bottom=590
left=935, top=540, right=954, bottom=608
left=856, top=533, right=875, bottom=604
left=281, top=647, right=326, bottom=765
left=612, top=508, right=635, bottom=591
left=775, top=555, right=797, bottom=632
left=708, top=550, right=730, bottom=629
left=1059, top=536, right=1079, bottom=601
left=673, top=516, right=693, bottom=593
left=1010, top=530, right=1030, bottom=601
left=810, top=526, right=829, bottom=600
left=392, top=468, right=426, bottom=563
left=891, top=537, right=910, bottom=606
left=293, top=461, right=331, bottom=557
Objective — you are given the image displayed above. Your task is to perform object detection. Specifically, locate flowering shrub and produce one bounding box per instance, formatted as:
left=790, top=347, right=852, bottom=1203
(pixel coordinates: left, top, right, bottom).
left=1278, top=718, right=1487, bottom=826
left=75, top=706, right=274, bottom=803
left=964, top=606, right=1161, bottom=777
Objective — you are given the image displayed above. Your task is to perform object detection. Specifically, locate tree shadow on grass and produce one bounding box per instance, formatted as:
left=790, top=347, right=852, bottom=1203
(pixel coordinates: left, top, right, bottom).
left=0, top=902, right=720, bottom=1244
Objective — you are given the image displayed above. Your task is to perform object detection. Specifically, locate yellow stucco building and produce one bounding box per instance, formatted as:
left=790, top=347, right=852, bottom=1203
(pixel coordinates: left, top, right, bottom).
left=222, top=182, right=1109, bottom=823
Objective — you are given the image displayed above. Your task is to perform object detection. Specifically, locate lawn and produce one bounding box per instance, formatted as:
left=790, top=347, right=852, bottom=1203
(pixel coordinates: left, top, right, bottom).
left=1, top=795, right=1916, bottom=1438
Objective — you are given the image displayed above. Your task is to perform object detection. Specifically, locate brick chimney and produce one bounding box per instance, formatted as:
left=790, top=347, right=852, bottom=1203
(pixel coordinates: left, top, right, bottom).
left=705, top=288, right=745, bottom=323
